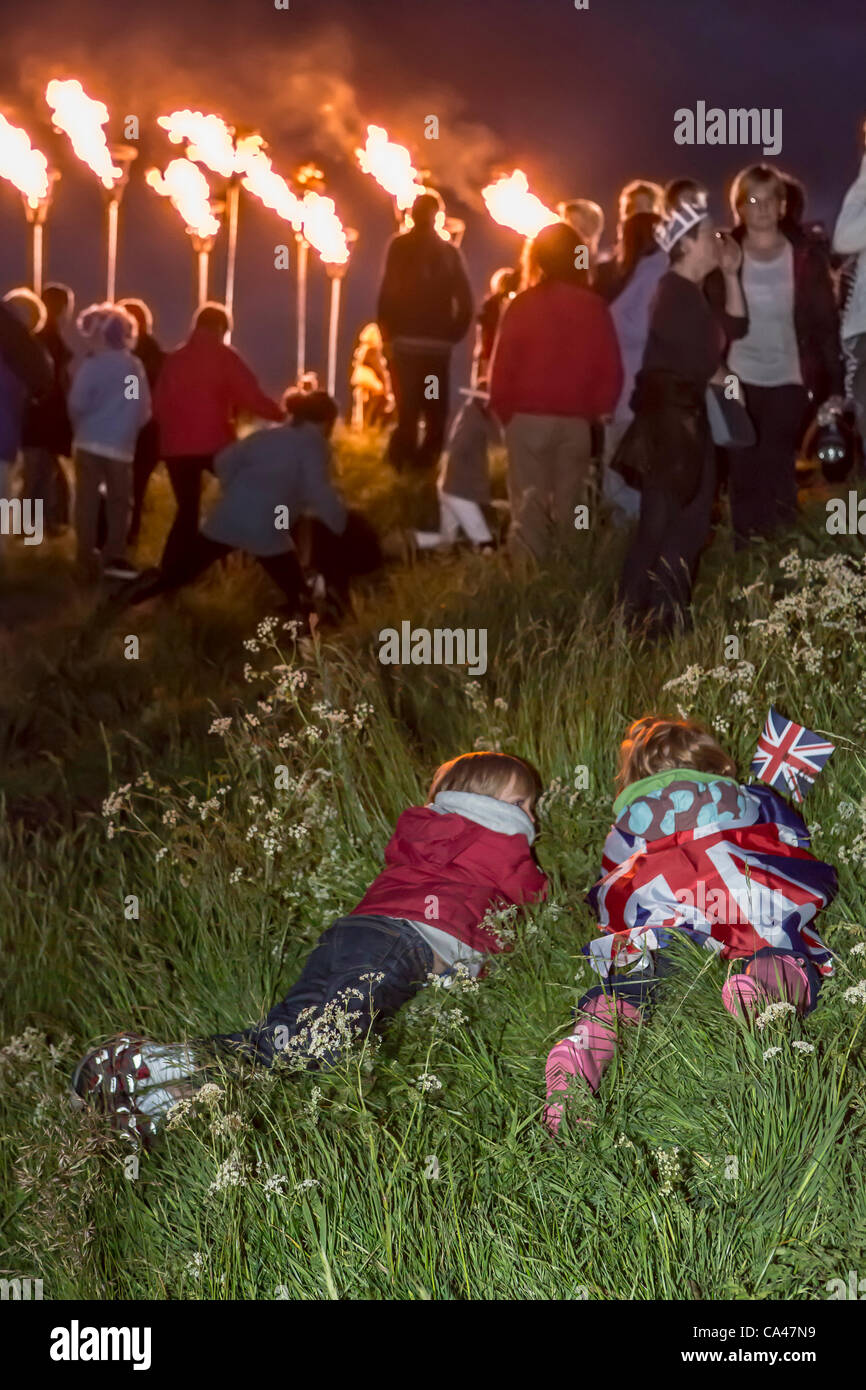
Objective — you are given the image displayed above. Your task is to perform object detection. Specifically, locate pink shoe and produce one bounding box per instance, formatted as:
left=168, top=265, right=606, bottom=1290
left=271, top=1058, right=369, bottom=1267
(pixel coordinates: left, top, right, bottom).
left=722, top=974, right=770, bottom=1021
left=543, top=994, right=641, bottom=1135
left=746, top=952, right=812, bottom=1012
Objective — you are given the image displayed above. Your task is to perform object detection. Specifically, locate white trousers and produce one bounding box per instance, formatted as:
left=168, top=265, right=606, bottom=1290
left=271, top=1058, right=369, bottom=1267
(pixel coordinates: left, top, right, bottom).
left=414, top=489, right=493, bottom=549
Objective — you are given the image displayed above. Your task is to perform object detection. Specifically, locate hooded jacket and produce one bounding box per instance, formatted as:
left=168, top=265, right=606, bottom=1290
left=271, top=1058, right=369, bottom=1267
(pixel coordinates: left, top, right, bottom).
left=350, top=791, right=547, bottom=955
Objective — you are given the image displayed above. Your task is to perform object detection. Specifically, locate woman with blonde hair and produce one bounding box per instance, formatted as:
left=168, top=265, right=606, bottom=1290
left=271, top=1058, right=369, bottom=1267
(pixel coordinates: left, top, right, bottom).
left=68, top=303, right=151, bottom=580
left=721, top=163, right=843, bottom=546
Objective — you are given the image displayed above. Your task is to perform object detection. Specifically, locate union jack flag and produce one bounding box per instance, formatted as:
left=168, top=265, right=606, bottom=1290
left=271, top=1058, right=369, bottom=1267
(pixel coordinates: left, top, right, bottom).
left=750, top=708, right=835, bottom=804
left=585, top=782, right=837, bottom=978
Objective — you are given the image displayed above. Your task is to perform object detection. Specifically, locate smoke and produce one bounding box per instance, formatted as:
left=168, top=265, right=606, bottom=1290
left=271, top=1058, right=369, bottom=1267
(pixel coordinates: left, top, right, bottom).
left=3, top=8, right=503, bottom=209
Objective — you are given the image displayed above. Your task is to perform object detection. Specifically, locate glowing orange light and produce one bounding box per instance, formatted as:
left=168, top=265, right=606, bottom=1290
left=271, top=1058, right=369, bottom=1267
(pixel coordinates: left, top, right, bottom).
left=157, top=109, right=238, bottom=179
left=482, top=169, right=559, bottom=239
left=300, top=189, right=349, bottom=265
left=45, top=79, right=121, bottom=188
left=146, top=158, right=219, bottom=239
left=356, top=124, right=426, bottom=211
left=235, top=134, right=304, bottom=230
left=0, top=114, right=50, bottom=207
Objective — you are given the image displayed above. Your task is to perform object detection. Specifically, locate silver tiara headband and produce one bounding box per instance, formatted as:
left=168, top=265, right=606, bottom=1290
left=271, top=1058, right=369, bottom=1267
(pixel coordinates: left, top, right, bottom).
left=654, top=192, right=709, bottom=254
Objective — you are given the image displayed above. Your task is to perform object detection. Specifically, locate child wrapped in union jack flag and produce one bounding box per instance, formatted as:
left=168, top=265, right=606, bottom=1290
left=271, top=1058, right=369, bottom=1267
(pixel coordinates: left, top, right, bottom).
left=544, top=715, right=838, bottom=1135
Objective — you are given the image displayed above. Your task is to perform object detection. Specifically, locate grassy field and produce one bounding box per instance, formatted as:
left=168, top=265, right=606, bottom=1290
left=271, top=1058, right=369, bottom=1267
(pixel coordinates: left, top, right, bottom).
left=1, top=435, right=865, bottom=1301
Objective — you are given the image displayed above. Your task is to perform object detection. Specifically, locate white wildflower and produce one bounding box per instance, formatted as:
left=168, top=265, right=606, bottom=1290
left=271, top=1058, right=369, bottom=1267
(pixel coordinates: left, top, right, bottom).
left=755, top=1001, right=797, bottom=1030
left=208, top=1154, right=247, bottom=1195
left=843, top=980, right=866, bottom=1006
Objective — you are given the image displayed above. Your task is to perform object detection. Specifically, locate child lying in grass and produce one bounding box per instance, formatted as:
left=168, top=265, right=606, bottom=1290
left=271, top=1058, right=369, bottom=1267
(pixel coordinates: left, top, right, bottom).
left=73, top=751, right=547, bottom=1147
left=544, top=715, right=838, bottom=1135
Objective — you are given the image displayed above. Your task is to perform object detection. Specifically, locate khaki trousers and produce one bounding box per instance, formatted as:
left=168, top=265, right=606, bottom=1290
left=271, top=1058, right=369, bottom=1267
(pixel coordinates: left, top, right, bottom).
left=504, top=413, right=592, bottom=563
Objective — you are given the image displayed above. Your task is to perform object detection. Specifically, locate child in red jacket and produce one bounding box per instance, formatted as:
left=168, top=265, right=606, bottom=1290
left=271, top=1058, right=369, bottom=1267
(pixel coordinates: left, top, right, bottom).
left=73, top=752, right=547, bottom=1146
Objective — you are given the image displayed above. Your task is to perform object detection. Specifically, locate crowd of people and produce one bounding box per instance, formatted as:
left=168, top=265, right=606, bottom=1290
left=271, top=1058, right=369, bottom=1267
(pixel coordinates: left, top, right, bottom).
left=2, top=142, right=866, bottom=631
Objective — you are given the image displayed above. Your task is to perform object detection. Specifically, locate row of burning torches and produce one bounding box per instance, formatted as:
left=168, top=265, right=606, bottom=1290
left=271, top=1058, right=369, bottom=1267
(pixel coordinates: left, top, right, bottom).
left=0, top=79, right=560, bottom=388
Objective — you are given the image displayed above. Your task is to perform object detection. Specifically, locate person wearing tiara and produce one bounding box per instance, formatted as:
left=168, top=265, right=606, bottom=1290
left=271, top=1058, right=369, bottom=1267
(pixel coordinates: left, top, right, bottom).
left=613, top=180, right=747, bottom=636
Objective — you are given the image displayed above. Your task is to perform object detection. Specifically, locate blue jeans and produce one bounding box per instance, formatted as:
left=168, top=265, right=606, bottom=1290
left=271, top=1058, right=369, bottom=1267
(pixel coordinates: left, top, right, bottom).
left=578, top=942, right=822, bottom=1020
left=208, top=915, right=435, bottom=1069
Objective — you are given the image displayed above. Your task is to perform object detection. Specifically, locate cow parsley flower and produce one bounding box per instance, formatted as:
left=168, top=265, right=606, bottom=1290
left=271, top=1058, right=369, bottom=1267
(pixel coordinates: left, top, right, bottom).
left=755, top=1001, right=797, bottom=1030
left=843, top=980, right=866, bottom=1006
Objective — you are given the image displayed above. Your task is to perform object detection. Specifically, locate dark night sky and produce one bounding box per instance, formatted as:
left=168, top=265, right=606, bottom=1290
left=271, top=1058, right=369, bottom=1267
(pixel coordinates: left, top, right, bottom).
left=0, top=0, right=863, bottom=395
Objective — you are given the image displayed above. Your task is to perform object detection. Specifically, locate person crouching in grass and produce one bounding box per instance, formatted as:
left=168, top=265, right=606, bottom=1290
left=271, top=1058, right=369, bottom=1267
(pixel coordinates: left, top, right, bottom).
left=118, top=389, right=348, bottom=618
left=544, top=715, right=837, bottom=1135
left=73, top=751, right=548, bottom=1147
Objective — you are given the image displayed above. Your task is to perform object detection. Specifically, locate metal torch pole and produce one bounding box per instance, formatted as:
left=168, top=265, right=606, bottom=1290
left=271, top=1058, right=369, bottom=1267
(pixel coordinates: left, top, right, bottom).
left=198, top=248, right=210, bottom=307
left=224, top=177, right=240, bottom=339
left=23, top=173, right=58, bottom=299
left=31, top=222, right=44, bottom=298
left=324, top=231, right=356, bottom=400
left=191, top=230, right=216, bottom=314
left=105, top=146, right=138, bottom=303
left=326, top=274, right=342, bottom=398
left=296, top=233, right=309, bottom=380
left=106, top=197, right=120, bottom=301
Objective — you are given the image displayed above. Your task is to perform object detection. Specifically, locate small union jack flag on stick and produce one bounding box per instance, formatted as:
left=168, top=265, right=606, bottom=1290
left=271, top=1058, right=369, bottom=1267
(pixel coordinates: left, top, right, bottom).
left=750, top=707, right=835, bottom=803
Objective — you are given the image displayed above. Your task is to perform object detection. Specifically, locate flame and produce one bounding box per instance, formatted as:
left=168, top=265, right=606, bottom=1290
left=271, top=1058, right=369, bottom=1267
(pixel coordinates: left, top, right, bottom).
left=157, top=109, right=238, bottom=179
left=300, top=190, right=349, bottom=265
left=146, top=158, right=219, bottom=239
left=0, top=114, right=49, bottom=207
left=482, top=170, right=559, bottom=239
left=235, top=135, right=348, bottom=264
left=45, top=79, right=121, bottom=188
left=356, top=124, right=425, bottom=211
left=236, top=134, right=304, bottom=230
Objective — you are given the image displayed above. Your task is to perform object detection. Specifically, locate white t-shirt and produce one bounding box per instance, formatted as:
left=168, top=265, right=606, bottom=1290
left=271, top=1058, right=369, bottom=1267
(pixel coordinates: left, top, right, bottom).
left=728, top=242, right=802, bottom=387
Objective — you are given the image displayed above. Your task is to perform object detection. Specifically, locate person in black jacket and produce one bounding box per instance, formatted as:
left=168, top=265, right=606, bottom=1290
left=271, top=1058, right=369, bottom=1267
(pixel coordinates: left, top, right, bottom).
left=0, top=296, right=52, bottom=399
left=119, top=298, right=165, bottom=546
left=709, top=164, right=843, bottom=547
left=376, top=191, right=473, bottom=518
left=21, top=283, right=74, bottom=535
left=616, top=182, right=747, bottom=636
left=1, top=292, right=52, bottom=558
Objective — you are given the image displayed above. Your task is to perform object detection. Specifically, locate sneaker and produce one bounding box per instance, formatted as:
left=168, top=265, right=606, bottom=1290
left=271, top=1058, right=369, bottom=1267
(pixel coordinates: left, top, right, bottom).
left=746, top=952, right=812, bottom=1012
left=721, top=974, right=771, bottom=1022
left=113, top=567, right=163, bottom=607
left=71, top=1034, right=160, bottom=1149
left=543, top=1032, right=594, bottom=1136
left=103, top=557, right=140, bottom=581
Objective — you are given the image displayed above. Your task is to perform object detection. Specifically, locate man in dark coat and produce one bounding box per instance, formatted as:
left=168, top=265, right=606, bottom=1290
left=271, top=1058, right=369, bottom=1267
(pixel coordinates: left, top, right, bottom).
left=376, top=192, right=473, bottom=521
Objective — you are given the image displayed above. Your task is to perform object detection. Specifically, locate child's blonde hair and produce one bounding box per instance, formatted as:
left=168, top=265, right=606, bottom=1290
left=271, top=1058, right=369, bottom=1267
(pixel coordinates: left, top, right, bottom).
left=429, top=752, right=543, bottom=810
left=616, top=715, right=736, bottom=792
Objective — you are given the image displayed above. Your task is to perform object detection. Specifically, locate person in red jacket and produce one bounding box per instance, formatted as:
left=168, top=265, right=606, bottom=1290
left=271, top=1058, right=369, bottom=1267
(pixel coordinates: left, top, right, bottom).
left=72, top=751, right=548, bottom=1147
left=489, top=220, right=623, bottom=564
left=152, top=301, right=283, bottom=573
